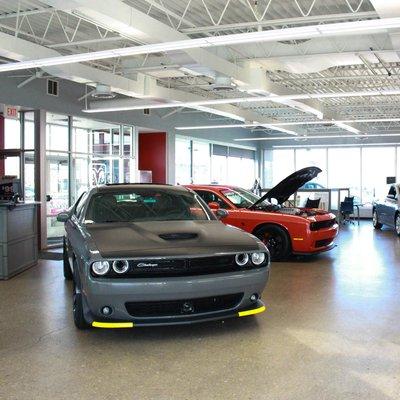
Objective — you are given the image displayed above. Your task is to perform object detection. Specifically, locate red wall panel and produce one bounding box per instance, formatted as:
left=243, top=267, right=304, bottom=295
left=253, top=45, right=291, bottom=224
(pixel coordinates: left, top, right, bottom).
left=138, top=132, right=167, bottom=184
left=0, top=115, right=4, bottom=177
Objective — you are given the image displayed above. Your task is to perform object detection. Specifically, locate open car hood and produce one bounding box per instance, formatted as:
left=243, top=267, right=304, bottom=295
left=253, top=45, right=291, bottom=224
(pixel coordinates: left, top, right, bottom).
left=251, top=166, right=322, bottom=207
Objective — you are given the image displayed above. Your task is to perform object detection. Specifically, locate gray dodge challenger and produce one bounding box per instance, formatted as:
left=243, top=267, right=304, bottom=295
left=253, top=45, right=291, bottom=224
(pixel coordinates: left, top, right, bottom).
left=57, top=184, right=270, bottom=329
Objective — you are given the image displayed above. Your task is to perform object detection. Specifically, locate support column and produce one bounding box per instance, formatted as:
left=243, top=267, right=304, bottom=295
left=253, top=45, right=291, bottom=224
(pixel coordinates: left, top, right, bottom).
left=0, top=115, right=4, bottom=177
left=167, top=131, right=176, bottom=184
left=34, top=110, right=47, bottom=250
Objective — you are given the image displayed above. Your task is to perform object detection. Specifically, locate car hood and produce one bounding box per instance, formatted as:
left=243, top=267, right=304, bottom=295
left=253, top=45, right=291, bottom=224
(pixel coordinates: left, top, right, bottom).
left=85, top=220, right=263, bottom=258
left=252, top=166, right=322, bottom=206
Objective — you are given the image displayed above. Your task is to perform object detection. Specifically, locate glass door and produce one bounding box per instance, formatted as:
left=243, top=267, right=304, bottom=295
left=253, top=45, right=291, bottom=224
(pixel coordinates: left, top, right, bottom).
left=46, top=153, right=69, bottom=246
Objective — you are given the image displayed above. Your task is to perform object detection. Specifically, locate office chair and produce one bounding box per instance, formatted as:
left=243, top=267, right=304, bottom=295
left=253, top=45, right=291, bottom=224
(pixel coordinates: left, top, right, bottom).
left=305, top=198, right=321, bottom=208
left=340, top=197, right=355, bottom=224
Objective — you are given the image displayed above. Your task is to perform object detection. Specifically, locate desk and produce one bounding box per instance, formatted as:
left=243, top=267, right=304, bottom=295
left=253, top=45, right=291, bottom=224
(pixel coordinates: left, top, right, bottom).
left=0, top=202, right=40, bottom=279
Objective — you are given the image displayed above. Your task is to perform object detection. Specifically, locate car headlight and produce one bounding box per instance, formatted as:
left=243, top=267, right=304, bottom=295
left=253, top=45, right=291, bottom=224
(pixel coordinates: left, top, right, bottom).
left=92, top=261, right=110, bottom=276
left=251, top=252, right=266, bottom=266
left=235, top=253, right=249, bottom=266
left=112, top=260, right=129, bottom=274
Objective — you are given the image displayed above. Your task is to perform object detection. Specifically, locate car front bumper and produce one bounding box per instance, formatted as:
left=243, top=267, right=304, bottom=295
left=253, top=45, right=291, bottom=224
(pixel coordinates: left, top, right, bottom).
left=291, top=223, right=339, bottom=255
left=81, top=267, right=269, bottom=327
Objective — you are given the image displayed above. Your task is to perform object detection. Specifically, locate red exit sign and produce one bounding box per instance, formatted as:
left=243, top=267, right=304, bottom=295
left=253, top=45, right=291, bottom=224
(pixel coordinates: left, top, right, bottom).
left=4, top=105, right=19, bottom=119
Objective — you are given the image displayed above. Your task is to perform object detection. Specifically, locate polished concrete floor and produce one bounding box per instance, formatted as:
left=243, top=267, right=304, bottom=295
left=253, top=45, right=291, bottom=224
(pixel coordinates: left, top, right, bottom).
left=1, top=221, right=400, bottom=400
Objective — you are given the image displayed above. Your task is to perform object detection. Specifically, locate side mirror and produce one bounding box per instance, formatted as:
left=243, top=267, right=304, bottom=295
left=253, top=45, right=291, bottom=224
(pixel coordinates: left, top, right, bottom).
left=57, top=211, right=70, bottom=222
left=208, top=201, right=219, bottom=210
left=215, top=209, right=229, bottom=219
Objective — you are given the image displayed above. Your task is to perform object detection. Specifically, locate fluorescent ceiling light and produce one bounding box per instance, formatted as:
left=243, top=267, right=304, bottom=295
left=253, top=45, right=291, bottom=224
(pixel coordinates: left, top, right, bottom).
left=84, top=90, right=400, bottom=114
left=175, top=117, right=400, bottom=131
left=1, top=18, right=400, bottom=72
left=234, top=133, right=400, bottom=141
left=273, top=143, right=400, bottom=148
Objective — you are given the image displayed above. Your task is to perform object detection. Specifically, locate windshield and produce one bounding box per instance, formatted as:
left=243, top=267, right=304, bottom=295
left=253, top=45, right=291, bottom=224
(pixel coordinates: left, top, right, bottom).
left=86, top=189, right=211, bottom=223
left=221, top=188, right=271, bottom=209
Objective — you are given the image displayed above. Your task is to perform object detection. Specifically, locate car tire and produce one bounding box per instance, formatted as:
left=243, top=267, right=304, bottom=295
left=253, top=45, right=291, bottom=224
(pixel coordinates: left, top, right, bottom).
left=372, top=210, right=383, bottom=230
left=73, top=285, right=90, bottom=330
left=63, top=238, right=73, bottom=280
left=395, top=213, right=400, bottom=237
left=254, top=225, right=291, bottom=261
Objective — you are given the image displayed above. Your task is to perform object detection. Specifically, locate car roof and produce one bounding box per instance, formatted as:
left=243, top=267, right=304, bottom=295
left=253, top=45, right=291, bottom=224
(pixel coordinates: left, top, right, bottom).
left=92, top=183, right=189, bottom=194
left=185, top=184, right=237, bottom=191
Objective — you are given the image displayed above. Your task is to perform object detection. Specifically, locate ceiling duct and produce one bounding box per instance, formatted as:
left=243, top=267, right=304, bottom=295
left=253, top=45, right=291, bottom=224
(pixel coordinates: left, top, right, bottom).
left=91, top=84, right=116, bottom=99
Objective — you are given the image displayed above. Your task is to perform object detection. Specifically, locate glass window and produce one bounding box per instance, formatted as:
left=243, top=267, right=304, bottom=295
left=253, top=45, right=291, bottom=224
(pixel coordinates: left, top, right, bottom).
left=73, top=128, right=89, bottom=153
left=112, top=127, right=120, bottom=156
left=296, top=148, right=327, bottom=187
left=221, top=187, right=268, bottom=209
left=4, top=156, right=20, bottom=177
left=211, top=155, right=227, bottom=184
left=124, top=159, right=136, bottom=183
left=71, top=156, right=90, bottom=203
left=112, top=159, right=120, bottom=183
left=24, top=112, right=34, bottom=150
left=227, top=157, right=255, bottom=188
left=175, top=137, right=192, bottom=184
left=123, top=126, right=132, bottom=156
left=361, top=147, right=396, bottom=203
left=92, top=159, right=111, bottom=185
left=86, top=189, right=210, bottom=223
left=46, top=113, right=69, bottom=151
left=4, top=118, right=21, bottom=149
left=397, top=146, right=400, bottom=182
left=328, top=147, right=361, bottom=201
left=24, top=152, right=35, bottom=200
left=92, top=130, right=111, bottom=155
left=272, top=149, right=295, bottom=185
left=195, top=190, right=230, bottom=209
left=192, top=141, right=210, bottom=184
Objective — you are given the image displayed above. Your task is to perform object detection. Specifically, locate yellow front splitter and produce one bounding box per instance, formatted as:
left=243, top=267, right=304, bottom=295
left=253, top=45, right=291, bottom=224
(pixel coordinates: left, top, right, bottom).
left=92, top=321, right=134, bottom=329
left=238, top=305, right=266, bottom=317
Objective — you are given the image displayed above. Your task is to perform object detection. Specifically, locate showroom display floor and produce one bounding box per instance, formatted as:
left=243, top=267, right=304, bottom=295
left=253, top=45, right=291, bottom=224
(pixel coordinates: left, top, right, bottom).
left=1, top=222, right=399, bottom=400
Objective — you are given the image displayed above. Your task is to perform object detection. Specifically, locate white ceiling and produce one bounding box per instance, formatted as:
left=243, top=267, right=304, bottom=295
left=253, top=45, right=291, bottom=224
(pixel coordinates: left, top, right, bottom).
left=0, top=0, right=399, bottom=143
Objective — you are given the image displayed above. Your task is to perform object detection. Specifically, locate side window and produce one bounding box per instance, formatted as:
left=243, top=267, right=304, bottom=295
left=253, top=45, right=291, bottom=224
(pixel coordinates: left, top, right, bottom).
left=195, top=190, right=230, bottom=209
left=75, top=192, right=88, bottom=219
left=388, top=186, right=396, bottom=198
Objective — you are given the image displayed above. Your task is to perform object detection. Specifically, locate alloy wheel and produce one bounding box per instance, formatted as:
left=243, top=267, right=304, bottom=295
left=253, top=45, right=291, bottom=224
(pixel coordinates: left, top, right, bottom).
left=264, top=233, right=284, bottom=259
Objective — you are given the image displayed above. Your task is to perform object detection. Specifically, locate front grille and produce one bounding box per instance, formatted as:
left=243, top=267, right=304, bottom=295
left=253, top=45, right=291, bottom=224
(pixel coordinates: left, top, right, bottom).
left=310, top=218, right=336, bottom=231
left=315, top=238, right=333, bottom=248
left=107, top=255, right=241, bottom=278
left=125, top=293, right=243, bottom=317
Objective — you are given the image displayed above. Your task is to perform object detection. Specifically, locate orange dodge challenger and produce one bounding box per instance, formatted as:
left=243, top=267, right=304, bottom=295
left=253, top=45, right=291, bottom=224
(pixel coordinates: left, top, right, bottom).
left=186, top=167, right=338, bottom=261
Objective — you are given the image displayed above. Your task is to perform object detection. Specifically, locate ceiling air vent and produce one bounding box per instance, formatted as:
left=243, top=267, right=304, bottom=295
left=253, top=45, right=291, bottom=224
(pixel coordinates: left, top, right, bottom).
left=211, top=76, right=235, bottom=91
left=47, top=79, right=59, bottom=96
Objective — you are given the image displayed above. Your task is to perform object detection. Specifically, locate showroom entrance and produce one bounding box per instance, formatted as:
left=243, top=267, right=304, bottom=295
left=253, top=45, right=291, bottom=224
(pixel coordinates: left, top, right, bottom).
left=1, top=110, right=138, bottom=248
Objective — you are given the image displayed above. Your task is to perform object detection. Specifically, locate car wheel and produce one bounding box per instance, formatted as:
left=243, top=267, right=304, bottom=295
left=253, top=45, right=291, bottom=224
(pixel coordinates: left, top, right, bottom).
left=63, top=238, right=73, bottom=280
left=372, top=210, right=382, bottom=230
left=73, top=285, right=90, bottom=330
left=254, top=225, right=290, bottom=261
left=395, top=214, right=400, bottom=237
